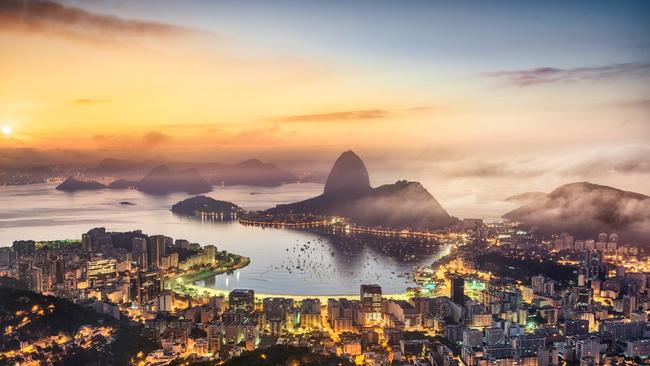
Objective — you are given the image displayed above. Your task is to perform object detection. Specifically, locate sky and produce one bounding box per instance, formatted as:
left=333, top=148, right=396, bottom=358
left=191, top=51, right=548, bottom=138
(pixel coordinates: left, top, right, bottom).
left=0, top=0, right=649, bottom=211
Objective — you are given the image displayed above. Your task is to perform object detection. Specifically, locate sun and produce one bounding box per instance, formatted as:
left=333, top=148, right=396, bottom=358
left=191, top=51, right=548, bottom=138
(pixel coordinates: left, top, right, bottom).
left=1, top=125, right=12, bottom=136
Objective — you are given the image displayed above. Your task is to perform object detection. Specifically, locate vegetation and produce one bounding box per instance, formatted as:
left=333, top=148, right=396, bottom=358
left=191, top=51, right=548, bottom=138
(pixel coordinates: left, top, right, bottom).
left=0, top=284, right=158, bottom=365
left=222, top=345, right=354, bottom=366
left=475, top=252, right=577, bottom=287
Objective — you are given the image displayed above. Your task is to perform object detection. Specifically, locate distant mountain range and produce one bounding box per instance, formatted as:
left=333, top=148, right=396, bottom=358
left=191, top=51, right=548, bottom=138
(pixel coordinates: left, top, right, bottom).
left=57, top=164, right=212, bottom=195
left=267, top=150, right=454, bottom=230
left=504, top=182, right=650, bottom=243
left=86, top=157, right=298, bottom=187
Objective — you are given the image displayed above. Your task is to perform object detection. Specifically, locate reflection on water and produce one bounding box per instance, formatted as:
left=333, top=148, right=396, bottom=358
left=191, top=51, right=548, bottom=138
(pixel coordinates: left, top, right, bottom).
left=0, top=183, right=448, bottom=295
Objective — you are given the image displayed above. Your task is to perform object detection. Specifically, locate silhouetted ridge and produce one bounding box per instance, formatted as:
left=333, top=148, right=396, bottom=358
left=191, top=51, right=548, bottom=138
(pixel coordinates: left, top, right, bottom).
left=504, top=182, right=650, bottom=244
left=268, top=151, right=453, bottom=230
left=56, top=176, right=106, bottom=192
left=323, top=150, right=371, bottom=195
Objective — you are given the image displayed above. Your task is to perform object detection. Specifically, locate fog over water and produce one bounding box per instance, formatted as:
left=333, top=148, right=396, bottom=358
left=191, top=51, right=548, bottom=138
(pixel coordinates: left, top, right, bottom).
left=0, top=183, right=454, bottom=295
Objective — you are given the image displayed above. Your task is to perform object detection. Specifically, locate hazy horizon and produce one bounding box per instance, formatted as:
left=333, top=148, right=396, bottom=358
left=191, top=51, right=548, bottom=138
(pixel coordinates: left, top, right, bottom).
left=1, top=0, right=649, bottom=208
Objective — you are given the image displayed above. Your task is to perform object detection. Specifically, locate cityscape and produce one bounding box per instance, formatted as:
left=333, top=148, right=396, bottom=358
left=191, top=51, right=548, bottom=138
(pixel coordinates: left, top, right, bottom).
left=1, top=1, right=650, bottom=366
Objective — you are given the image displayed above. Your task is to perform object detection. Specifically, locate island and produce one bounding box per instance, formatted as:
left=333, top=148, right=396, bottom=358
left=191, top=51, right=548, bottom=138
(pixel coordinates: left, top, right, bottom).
left=56, top=176, right=107, bottom=192
left=171, top=195, right=244, bottom=220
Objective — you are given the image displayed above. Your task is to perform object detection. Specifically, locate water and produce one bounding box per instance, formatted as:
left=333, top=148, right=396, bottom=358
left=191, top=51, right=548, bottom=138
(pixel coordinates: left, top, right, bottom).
left=0, top=183, right=448, bottom=295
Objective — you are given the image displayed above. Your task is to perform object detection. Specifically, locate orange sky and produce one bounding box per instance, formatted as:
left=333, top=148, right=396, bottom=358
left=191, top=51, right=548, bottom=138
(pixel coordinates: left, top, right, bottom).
left=0, top=0, right=648, bottom=165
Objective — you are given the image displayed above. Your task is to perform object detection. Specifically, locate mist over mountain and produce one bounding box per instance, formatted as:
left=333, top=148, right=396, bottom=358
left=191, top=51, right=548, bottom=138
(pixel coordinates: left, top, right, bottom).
left=504, top=182, right=650, bottom=244
left=86, top=157, right=297, bottom=187
left=504, top=191, right=547, bottom=204
left=200, top=159, right=297, bottom=187
left=267, top=151, right=454, bottom=230
left=136, top=165, right=212, bottom=195
left=299, top=170, right=329, bottom=184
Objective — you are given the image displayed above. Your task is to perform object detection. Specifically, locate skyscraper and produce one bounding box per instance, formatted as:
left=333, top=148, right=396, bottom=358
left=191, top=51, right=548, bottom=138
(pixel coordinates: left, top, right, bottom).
left=229, top=289, right=255, bottom=313
left=451, top=277, right=465, bottom=306
left=360, top=284, right=382, bottom=324
left=147, top=235, right=166, bottom=269
left=132, top=237, right=148, bottom=270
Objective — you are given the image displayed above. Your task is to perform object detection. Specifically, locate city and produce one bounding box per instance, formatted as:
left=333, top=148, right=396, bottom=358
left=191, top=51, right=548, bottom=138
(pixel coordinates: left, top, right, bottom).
left=1, top=1, right=649, bottom=365
left=1, top=218, right=649, bottom=365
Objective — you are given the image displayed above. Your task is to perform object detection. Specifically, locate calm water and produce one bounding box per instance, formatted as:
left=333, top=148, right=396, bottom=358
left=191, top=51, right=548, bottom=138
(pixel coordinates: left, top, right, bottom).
left=0, top=183, right=448, bottom=295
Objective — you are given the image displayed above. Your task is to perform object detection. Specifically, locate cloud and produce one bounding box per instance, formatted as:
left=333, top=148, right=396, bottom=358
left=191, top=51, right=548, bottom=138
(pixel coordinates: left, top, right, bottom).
left=564, top=146, right=650, bottom=175
left=74, top=98, right=111, bottom=104
left=270, top=109, right=390, bottom=123
left=436, top=146, right=650, bottom=179
left=92, top=131, right=171, bottom=148
left=142, top=131, right=170, bottom=146
left=488, top=63, right=650, bottom=86
left=0, top=0, right=205, bottom=44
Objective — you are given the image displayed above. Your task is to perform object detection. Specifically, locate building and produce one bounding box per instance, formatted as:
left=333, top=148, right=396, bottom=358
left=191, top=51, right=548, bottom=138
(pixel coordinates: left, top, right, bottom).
left=360, top=284, right=382, bottom=324
left=87, top=259, right=117, bottom=280
left=229, top=289, right=255, bottom=313
left=451, top=277, right=465, bottom=306
left=148, top=235, right=166, bottom=269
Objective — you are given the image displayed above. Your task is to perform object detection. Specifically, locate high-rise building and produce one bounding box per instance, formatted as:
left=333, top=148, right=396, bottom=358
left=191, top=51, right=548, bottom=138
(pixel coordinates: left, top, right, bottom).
left=451, top=277, right=465, bottom=305
left=204, top=245, right=217, bottom=266
left=87, top=259, right=117, bottom=280
left=147, top=235, right=166, bottom=269
left=360, top=284, right=382, bottom=324
left=131, top=237, right=148, bottom=270
left=229, top=289, right=255, bottom=313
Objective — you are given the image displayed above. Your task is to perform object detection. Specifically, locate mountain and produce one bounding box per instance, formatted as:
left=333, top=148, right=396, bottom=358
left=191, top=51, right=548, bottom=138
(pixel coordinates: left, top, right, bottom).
left=86, top=157, right=298, bottom=187
left=136, top=165, right=212, bottom=195
left=56, top=176, right=107, bottom=191
left=504, top=182, right=650, bottom=243
left=323, top=150, right=371, bottom=195
left=504, top=191, right=547, bottom=203
left=200, top=159, right=297, bottom=187
left=171, top=195, right=244, bottom=218
left=86, top=157, right=163, bottom=177
left=0, top=285, right=157, bottom=365
left=267, top=151, right=453, bottom=230
left=300, top=170, right=329, bottom=184
left=107, top=179, right=137, bottom=189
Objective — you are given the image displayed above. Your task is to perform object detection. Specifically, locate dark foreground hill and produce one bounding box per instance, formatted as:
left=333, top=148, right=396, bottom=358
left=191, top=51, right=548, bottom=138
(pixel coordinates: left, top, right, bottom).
left=0, top=283, right=157, bottom=365
left=222, top=345, right=354, bottom=366
left=267, top=150, right=453, bottom=230
left=504, top=182, right=650, bottom=243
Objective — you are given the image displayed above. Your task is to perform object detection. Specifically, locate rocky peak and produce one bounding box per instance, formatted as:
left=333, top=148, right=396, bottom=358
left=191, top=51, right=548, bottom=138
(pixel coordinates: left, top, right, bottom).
left=323, top=150, right=371, bottom=195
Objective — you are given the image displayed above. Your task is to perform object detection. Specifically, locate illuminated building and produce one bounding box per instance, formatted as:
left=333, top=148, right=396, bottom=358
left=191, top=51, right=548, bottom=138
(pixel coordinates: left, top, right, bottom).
left=360, top=284, right=382, bottom=324
left=132, top=237, right=149, bottom=270
left=564, top=319, right=589, bottom=336
left=87, top=259, right=117, bottom=280
left=451, top=277, right=465, bottom=306
left=229, top=289, right=255, bottom=313
left=147, top=235, right=166, bottom=269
